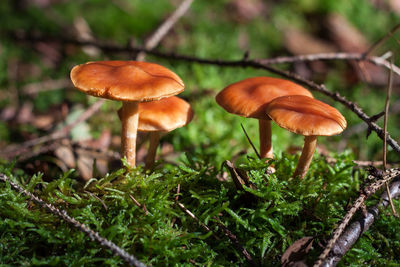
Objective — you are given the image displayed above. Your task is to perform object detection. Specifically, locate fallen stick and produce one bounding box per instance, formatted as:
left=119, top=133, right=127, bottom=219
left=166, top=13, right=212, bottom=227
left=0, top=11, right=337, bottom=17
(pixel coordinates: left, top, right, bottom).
left=314, top=168, right=400, bottom=266
left=320, top=175, right=400, bottom=266
left=0, top=173, right=146, bottom=267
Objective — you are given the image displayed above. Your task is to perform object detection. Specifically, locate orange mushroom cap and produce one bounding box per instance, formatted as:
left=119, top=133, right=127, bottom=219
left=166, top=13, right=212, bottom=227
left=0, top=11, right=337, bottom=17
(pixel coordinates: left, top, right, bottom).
left=266, top=95, right=347, bottom=136
left=216, top=77, right=313, bottom=119
left=70, top=61, right=184, bottom=102
left=137, top=96, right=194, bottom=132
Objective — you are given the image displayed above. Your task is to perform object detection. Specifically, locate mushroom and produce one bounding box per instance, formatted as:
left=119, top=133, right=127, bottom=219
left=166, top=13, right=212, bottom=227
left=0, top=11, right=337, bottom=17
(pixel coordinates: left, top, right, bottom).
left=70, top=60, right=184, bottom=167
left=266, top=95, right=347, bottom=179
left=118, top=96, right=194, bottom=169
left=216, top=77, right=313, bottom=159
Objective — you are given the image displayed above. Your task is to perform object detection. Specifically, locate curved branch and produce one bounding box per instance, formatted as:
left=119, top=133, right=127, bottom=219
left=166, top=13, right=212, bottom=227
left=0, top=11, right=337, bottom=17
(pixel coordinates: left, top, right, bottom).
left=11, top=32, right=400, bottom=155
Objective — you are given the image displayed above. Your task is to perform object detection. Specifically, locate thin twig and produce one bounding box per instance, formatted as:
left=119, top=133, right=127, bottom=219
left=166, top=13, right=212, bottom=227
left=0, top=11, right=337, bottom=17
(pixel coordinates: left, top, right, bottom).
left=176, top=201, right=215, bottom=235
left=257, top=52, right=400, bottom=77
left=4, top=0, right=195, bottom=162
left=12, top=32, right=400, bottom=155
left=136, top=0, right=194, bottom=61
left=213, top=216, right=256, bottom=266
left=240, top=123, right=261, bottom=159
left=0, top=173, right=146, bottom=267
left=23, top=78, right=71, bottom=95
left=84, top=190, right=108, bottom=211
left=13, top=32, right=400, bottom=78
left=1, top=99, right=105, bottom=159
left=175, top=184, right=181, bottom=203
left=364, top=23, right=400, bottom=56
left=383, top=55, right=397, bottom=216
left=176, top=201, right=255, bottom=264
left=314, top=168, right=400, bottom=267
left=321, top=175, right=400, bottom=266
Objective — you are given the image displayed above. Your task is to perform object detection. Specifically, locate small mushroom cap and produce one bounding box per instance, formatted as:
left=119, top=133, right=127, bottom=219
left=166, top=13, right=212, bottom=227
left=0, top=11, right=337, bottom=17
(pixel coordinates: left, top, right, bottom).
left=70, top=61, right=184, bottom=102
left=216, top=77, right=313, bottom=119
left=266, top=95, right=347, bottom=136
left=137, top=96, right=194, bottom=132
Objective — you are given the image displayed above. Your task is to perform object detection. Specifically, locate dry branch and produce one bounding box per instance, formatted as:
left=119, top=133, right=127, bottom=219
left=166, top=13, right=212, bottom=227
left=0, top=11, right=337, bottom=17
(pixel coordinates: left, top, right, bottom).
left=1, top=99, right=105, bottom=159
left=11, top=31, right=400, bottom=155
left=136, top=0, right=194, bottom=61
left=0, top=173, right=146, bottom=267
left=257, top=52, right=400, bottom=77
left=314, top=168, right=400, bottom=267
left=320, top=174, right=400, bottom=266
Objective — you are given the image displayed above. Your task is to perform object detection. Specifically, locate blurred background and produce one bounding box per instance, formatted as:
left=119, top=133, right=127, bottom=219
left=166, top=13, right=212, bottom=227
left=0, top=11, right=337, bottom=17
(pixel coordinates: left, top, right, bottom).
left=1, top=0, right=400, bottom=178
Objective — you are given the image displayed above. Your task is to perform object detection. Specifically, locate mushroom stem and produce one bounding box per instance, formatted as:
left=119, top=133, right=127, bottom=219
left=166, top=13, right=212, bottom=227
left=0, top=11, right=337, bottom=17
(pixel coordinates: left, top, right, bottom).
left=293, top=135, right=317, bottom=179
left=121, top=101, right=139, bottom=167
left=259, top=119, right=273, bottom=159
left=145, top=132, right=161, bottom=169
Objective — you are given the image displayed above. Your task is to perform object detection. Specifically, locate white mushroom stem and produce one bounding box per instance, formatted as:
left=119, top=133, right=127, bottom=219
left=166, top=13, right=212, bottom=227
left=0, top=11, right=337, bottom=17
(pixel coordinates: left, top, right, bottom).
left=259, top=119, right=273, bottom=159
left=145, top=132, right=161, bottom=169
left=121, top=101, right=139, bottom=167
left=293, top=135, right=317, bottom=179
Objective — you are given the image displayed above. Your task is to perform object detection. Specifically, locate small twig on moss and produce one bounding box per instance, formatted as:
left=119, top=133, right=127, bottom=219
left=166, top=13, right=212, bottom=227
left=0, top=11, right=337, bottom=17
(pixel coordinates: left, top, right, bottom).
left=313, top=168, right=400, bottom=267
left=213, top=216, right=257, bottom=266
left=0, top=173, right=146, bottom=267
left=176, top=201, right=216, bottom=237
left=129, top=194, right=148, bottom=215
left=240, top=123, right=261, bottom=159
left=320, top=174, right=400, bottom=267
left=175, top=184, right=181, bottom=203
left=84, top=190, right=108, bottom=211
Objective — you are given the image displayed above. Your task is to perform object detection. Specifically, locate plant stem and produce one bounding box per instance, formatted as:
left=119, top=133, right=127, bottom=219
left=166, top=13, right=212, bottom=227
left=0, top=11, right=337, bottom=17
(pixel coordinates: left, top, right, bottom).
left=145, top=132, right=161, bottom=169
left=259, top=119, right=273, bottom=159
left=293, top=136, right=317, bottom=179
left=121, top=101, right=139, bottom=166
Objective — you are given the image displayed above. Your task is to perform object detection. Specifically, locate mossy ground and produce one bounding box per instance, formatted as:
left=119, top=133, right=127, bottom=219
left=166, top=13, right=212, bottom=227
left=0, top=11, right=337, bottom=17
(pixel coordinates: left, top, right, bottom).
left=1, top=0, right=400, bottom=266
left=1, top=152, right=400, bottom=266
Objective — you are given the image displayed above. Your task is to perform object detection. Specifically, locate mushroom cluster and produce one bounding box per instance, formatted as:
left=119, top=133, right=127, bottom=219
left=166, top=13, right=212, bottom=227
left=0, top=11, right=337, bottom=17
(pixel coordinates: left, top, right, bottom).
left=70, top=60, right=346, bottom=179
left=216, top=77, right=346, bottom=179
left=70, top=60, right=192, bottom=167
left=216, top=77, right=313, bottom=159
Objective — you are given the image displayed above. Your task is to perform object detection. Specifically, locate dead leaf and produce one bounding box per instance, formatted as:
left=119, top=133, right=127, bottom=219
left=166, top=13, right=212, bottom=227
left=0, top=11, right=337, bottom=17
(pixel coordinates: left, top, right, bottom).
left=54, top=144, right=75, bottom=168
left=77, top=154, right=93, bottom=181
left=73, top=17, right=100, bottom=57
left=326, top=13, right=389, bottom=85
left=223, top=160, right=256, bottom=190
left=389, top=0, right=400, bottom=13
left=326, top=14, right=369, bottom=52
left=0, top=106, right=17, bottom=121
left=16, top=102, right=33, bottom=124
left=34, top=41, right=62, bottom=67
left=281, top=236, right=314, bottom=267
left=75, top=130, right=112, bottom=179
left=226, top=0, right=267, bottom=23
left=33, top=114, right=54, bottom=130
left=77, top=129, right=111, bottom=150
left=284, top=28, right=337, bottom=55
